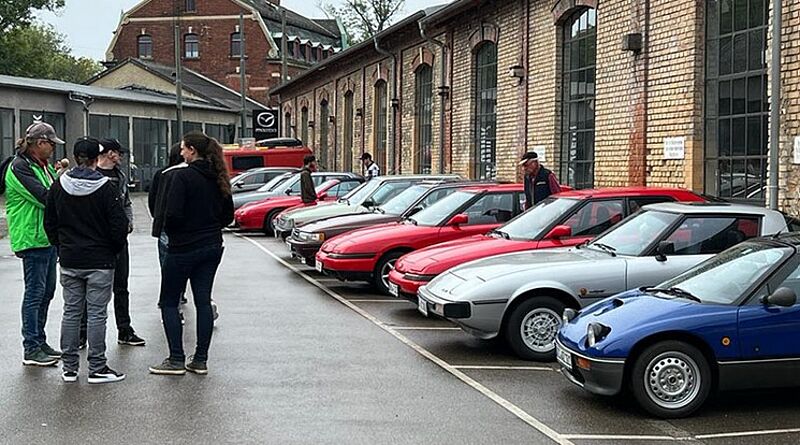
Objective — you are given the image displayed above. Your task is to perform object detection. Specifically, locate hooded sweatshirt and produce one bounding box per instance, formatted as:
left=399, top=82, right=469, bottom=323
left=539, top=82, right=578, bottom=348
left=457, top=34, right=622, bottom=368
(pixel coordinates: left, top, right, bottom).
left=43, top=167, right=129, bottom=269
left=163, top=159, right=234, bottom=253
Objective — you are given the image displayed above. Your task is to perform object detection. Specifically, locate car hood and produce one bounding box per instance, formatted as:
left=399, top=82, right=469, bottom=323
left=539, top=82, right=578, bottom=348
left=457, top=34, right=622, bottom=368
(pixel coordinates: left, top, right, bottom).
left=397, top=236, right=538, bottom=274
left=447, top=247, right=608, bottom=281
left=321, top=222, right=427, bottom=253
left=301, top=212, right=402, bottom=235
left=241, top=195, right=301, bottom=211
left=283, top=202, right=366, bottom=225
left=234, top=189, right=279, bottom=204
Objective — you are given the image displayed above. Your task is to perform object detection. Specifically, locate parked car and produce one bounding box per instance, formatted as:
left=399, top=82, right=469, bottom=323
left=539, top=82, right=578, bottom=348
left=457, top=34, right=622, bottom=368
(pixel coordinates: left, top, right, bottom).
left=233, top=178, right=365, bottom=234
left=418, top=203, right=791, bottom=361
left=558, top=231, right=800, bottom=418
left=231, top=167, right=299, bottom=194
left=389, top=187, right=705, bottom=299
left=233, top=171, right=362, bottom=210
left=287, top=180, right=478, bottom=266
left=316, top=184, right=524, bottom=294
left=272, top=175, right=460, bottom=239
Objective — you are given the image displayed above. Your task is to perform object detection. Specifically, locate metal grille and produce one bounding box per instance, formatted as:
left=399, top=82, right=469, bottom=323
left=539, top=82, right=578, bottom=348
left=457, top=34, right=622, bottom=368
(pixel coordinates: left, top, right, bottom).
left=415, top=65, right=433, bottom=174
left=705, top=0, right=768, bottom=203
left=343, top=92, right=354, bottom=171
left=475, top=42, right=498, bottom=180
left=560, top=8, right=597, bottom=189
left=374, top=80, right=388, bottom=170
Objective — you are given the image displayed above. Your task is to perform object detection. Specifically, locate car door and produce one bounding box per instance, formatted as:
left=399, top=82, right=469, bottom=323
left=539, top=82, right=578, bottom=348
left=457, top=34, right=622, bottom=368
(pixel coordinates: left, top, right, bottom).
left=559, top=199, right=625, bottom=246
left=239, top=172, right=266, bottom=193
left=625, top=215, right=762, bottom=290
left=438, top=192, right=516, bottom=243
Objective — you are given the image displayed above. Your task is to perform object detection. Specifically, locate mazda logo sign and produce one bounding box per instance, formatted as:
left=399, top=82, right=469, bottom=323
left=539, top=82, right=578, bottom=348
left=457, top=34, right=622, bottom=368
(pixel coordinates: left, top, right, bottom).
left=257, top=112, right=276, bottom=127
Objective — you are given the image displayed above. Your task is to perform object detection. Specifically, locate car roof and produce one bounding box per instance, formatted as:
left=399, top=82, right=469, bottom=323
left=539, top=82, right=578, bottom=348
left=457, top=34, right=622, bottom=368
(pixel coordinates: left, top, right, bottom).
left=553, top=187, right=699, bottom=199
left=244, top=167, right=299, bottom=173
left=458, top=183, right=524, bottom=193
left=642, top=201, right=778, bottom=216
left=374, top=174, right=461, bottom=182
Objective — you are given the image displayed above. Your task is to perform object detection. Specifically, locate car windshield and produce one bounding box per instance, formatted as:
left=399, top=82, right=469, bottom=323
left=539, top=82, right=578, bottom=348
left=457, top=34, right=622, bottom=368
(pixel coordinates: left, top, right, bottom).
left=342, top=179, right=381, bottom=205
left=378, top=185, right=429, bottom=215
left=500, top=197, right=580, bottom=240
left=257, top=173, right=294, bottom=192
left=410, top=191, right=476, bottom=227
left=316, top=180, right=338, bottom=193
left=587, top=210, right=681, bottom=256
left=654, top=242, right=791, bottom=304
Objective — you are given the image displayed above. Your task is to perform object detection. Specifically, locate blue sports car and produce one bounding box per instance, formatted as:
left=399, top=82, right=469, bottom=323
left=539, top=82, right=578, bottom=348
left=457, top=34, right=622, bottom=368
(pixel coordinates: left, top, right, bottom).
left=557, top=233, right=800, bottom=418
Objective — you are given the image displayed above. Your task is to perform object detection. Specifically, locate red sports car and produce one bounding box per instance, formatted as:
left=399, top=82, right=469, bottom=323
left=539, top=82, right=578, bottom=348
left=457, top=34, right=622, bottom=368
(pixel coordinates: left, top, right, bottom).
left=388, top=187, right=705, bottom=299
left=234, top=178, right=363, bottom=234
left=315, top=184, right=525, bottom=294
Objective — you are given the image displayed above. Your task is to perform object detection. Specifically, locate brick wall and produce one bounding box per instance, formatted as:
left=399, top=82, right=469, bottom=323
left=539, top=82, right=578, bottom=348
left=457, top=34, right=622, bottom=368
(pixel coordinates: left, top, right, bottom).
left=776, top=0, right=800, bottom=214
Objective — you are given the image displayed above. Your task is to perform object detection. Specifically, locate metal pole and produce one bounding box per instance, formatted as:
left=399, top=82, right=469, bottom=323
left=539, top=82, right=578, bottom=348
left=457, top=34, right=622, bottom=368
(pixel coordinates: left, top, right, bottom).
left=281, top=7, right=288, bottom=83
left=768, top=0, right=782, bottom=210
left=174, top=20, right=183, bottom=138
left=239, top=12, right=248, bottom=139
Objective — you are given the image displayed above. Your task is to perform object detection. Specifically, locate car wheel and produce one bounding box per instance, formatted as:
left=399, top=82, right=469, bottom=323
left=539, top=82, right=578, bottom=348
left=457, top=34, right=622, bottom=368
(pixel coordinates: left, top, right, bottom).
left=631, top=341, right=711, bottom=418
left=373, top=251, right=405, bottom=295
left=505, top=296, right=565, bottom=361
left=263, top=209, right=283, bottom=236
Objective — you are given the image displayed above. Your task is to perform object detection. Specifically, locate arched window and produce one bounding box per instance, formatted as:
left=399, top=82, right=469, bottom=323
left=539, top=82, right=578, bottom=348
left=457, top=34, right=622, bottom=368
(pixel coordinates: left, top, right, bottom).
left=374, top=80, right=388, bottom=169
left=415, top=65, right=433, bottom=174
left=343, top=91, right=354, bottom=171
left=475, top=42, right=498, bottom=180
left=300, top=107, right=309, bottom=145
left=319, top=101, right=330, bottom=168
left=230, top=32, right=242, bottom=57
left=137, top=35, right=153, bottom=59
left=284, top=112, right=292, bottom=137
left=184, top=33, right=199, bottom=59
left=560, top=8, right=597, bottom=189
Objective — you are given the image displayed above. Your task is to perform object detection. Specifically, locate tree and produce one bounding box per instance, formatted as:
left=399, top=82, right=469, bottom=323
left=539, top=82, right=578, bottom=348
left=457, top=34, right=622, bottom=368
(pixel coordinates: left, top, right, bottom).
left=318, top=0, right=405, bottom=44
left=0, top=0, right=64, bottom=34
left=0, top=24, right=102, bottom=83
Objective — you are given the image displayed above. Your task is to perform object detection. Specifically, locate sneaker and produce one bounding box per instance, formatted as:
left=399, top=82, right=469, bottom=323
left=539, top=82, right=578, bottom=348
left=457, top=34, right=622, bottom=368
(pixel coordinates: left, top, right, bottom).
left=149, top=359, right=186, bottom=375
left=41, top=343, right=62, bottom=358
left=186, top=356, right=208, bottom=375
left=88, top=366, right=126, bottom=384
left=118, top=332, right=146, bottom=346
left=211, top=301, right=219, bottom=321
left=23, top=349, right=59, bottom=367
left=62, top=370, right=78, bottom=383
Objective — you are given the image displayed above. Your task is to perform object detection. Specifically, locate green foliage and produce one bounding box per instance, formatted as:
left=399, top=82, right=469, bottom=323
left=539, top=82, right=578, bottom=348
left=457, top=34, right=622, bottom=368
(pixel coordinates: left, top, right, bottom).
left=0, top=0, right=64, bottom=33
left=318, top=0, right=405, bottom=44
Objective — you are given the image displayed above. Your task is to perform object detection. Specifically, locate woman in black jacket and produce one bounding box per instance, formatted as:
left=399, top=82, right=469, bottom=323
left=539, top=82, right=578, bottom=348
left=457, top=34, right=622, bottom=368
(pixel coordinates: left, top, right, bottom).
left=149, top=132, right=234, bottom=376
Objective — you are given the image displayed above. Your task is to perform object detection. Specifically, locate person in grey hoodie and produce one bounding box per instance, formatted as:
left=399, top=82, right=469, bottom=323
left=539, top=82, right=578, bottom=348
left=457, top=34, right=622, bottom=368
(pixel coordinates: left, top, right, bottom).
left=44, top=137, right=129, bottom=384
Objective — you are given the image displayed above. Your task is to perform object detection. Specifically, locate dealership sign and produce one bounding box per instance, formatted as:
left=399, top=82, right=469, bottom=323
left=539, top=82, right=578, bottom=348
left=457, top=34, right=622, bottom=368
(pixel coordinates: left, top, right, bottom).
left=253, top=109, right=279, bottom=139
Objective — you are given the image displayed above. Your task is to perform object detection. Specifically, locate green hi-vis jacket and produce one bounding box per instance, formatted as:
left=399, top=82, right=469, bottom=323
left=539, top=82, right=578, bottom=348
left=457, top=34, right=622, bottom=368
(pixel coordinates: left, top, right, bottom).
left=4, top=153, right=57, bottom=253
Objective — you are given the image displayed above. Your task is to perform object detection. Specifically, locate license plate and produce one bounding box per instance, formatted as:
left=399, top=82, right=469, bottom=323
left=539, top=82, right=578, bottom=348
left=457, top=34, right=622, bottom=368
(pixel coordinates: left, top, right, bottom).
left=557, top=345, right=573, bottom=371
left=315, top=260, right=323, bottom=273
left=417, top=296, right=428, bottom=316
left=299, top=257, right=307, bottom=265
left=388, top=282, right=399, bottom=297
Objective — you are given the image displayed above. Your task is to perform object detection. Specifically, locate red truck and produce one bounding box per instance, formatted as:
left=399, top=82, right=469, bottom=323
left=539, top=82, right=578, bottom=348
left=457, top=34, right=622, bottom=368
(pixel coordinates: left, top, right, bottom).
left=223, top=138, right=312, bottom=175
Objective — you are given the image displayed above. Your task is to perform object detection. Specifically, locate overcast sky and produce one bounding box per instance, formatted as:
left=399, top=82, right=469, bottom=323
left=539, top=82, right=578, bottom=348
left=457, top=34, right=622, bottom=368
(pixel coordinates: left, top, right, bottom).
left=36, top=0, right=440, bottom=60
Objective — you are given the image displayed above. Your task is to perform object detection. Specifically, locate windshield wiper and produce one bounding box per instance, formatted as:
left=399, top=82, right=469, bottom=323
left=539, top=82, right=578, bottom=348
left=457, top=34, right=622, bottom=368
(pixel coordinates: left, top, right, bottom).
left=645, top=287, right=702, bottom=303
left=590, top=243, right=617, bottom=257
left=374, top=207, right=385, bottom=214
left=489, top=229, right=510, bottom=240
left=575, top=239, right=590, bottom=250
left=406, top=217, right=418, bottom=225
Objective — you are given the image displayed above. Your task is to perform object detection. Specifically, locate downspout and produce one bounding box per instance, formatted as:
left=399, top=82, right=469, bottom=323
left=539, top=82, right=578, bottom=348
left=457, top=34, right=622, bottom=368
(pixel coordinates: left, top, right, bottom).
left=419, top=22, right=449, bottom=174
left=68, top=92, right=94, bottom=135
left=374, top=36, right=398, bottom=173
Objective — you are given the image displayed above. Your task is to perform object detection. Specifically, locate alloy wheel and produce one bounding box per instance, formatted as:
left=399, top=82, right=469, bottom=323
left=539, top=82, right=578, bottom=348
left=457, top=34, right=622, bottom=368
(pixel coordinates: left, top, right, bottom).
left=519, top=307, right=561, bottom=353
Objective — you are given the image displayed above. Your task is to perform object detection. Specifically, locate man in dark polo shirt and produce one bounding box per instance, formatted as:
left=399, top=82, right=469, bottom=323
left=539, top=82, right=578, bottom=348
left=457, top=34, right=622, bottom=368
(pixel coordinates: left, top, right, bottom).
left=520, top=151, right=561, bottom=210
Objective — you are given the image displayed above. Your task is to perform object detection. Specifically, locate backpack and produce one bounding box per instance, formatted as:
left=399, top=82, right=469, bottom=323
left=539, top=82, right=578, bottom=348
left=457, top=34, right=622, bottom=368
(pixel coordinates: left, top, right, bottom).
left=0, top=155, right=14, bottom=195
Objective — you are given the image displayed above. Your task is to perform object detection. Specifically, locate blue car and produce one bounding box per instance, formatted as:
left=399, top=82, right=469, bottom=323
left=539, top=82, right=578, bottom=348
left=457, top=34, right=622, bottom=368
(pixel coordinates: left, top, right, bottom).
left=557, top=233, right=800, bottom=418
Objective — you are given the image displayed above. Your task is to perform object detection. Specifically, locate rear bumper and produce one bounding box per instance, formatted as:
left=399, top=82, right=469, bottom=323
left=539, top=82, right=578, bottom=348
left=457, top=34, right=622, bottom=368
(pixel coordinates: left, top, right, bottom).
left=315, top=251, right=377, bottom=282
left=556, top=339, right=625, bottom=396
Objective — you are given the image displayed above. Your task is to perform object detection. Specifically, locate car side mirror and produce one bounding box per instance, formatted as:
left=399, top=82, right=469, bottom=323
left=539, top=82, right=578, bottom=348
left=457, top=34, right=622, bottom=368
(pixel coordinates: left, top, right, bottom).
left=234, top=182, right=243, bottom=188
left=285, top=189, right=293, bottom=195
left=447, top=214, right=469, bottom=226
left=408, top=206, right=424, bottom=216
left=317, top=192, right=328, bottom=200
left=363, top=199, right=375, bottom=209
left=544, top=225, right=572, bottom=240
left=655, top=241, right=675, bottom=262
left=762, top=287, right=797, bottom=307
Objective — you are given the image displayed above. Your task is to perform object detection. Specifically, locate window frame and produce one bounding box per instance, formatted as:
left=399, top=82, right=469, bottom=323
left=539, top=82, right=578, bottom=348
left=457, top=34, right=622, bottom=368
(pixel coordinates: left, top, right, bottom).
left=414, top=64, right=433, bottom=174
left=300, top=107, right=309, bottom=145
left=137, top=35, right=153, bottom=59
left=374, top=80, right=388, bottom=170
left=184, top=33, right=200, bottom=59
left=319, top=101, right=330, bottom=169
left=343, top=91, right=354, bottom=171
left=230, top=32, right=242, bottom=58
left=474, top=42, right=498, bottom=180
left=185, top=0, right=196, bottom=12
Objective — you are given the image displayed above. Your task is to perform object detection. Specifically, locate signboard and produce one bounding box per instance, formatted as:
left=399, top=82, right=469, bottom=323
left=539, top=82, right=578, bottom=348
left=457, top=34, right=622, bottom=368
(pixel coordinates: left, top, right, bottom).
left=794, top=136, right=800, bottom=164
left=253, top=109, right=279, bottom=139
left=533, top=145, right=546, bottom=163
left=663, top=137, right=686, bottom=160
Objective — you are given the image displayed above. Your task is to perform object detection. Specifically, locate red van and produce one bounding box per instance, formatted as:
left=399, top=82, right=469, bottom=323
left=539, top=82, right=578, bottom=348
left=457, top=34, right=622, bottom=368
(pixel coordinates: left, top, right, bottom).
left=223, top=138, right=312, bottom=175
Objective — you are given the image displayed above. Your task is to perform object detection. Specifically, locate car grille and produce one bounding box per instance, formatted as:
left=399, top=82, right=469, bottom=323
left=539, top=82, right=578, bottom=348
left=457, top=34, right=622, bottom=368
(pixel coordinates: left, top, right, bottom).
left=292, top=229, right=301, bottom=239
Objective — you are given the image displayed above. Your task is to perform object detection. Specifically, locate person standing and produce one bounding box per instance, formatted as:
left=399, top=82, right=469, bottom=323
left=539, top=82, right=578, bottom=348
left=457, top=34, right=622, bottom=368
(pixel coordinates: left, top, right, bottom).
left=5, top=122, right=63, bottom=366
left=300, top=154, right=317, bottom=204
left=44, top=137, right=129, bottom=383
left=519, top=151, right=561, bottom=210
left=149, top=132, right=233, bottom=376
left=360, top=153, right=380, bottom=180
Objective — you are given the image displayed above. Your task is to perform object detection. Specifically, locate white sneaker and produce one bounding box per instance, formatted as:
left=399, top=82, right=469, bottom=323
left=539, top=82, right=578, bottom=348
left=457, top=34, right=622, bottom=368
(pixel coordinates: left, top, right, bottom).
left=62, top=370, right=78, bottom=383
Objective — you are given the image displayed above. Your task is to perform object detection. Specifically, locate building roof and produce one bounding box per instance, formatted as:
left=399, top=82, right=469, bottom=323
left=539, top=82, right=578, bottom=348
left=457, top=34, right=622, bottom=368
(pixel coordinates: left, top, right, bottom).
left=239, top=0, right=343, bottom=47
left=0, top=74, right=235, bottom=113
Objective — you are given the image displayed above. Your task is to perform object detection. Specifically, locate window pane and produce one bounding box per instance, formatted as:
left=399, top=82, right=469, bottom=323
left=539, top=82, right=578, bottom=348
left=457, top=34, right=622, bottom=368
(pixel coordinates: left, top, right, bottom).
left=746, top=116, right=761, bottom=156
left=719, top=80, right=731, bottom=116
left=747, top=75, right=762, bottom=112
left=732, top=33, right=747, bottom=74
left=733, top=0, right=748, bottom=31
left=664, top=217, right=758, bottom=255
left=719, top=119, right=731, bottom=156
left=732, top=117, right=746, bottom=155
left=720, top=0, right=733, bottom=34
left=719, top=36, right=732, bottom=75
left=563, top=200, right=624, bottom=236
left=731, top=77, right=745, bottom=115
left=748, top=30, right=763, bottom=70
left=749, top=0, right=765, bottom=27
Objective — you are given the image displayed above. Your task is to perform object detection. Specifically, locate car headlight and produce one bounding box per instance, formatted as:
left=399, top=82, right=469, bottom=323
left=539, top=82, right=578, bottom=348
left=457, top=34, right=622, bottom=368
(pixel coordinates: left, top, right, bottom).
left=299, top=231, right=325, bottom=242
left=586, top=322, right=611, bottom=348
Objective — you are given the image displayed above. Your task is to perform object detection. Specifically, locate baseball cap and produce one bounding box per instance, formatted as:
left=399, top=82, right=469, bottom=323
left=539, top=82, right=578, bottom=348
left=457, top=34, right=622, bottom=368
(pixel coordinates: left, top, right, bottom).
left=73, top=137, right=102, bottom=160
left=518, top=151, right=539, bottom=165
left=359, top=153, right=373, bottom=160
left=25, top=122, right=65, bottom=145
left=99, top=138, right=127, bottom=154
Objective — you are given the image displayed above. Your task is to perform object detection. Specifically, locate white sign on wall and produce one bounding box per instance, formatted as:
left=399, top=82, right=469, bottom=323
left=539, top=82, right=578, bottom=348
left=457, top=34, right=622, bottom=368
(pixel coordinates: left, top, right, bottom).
left=793, top=136, right=800, bottom=164
left=663, top=137, right=686, bottom=160
left=533, top=145, right=546, bottom=163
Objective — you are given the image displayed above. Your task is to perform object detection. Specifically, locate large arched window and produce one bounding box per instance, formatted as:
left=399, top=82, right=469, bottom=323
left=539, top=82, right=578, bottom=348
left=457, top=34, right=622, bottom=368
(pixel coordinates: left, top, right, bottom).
left=284, top=112, right=292, bottom=138
left=343, top=91, right=354, bottom=171
left=319, top=101, right=330, bottom=168
left=475, top=42, right=498, bottom=180
left=560, top=8, right=597, bottom=189
left=415, top=65, right=433, bottom=174
left=137, top=35, right=152, bottom=59
left=374, top=80, right=388, bottom=170
left=300, top=107, right=309, bottom=145
left=705, top=0, right=768, bottom=203
left=184, top=33, right=199, bottom=59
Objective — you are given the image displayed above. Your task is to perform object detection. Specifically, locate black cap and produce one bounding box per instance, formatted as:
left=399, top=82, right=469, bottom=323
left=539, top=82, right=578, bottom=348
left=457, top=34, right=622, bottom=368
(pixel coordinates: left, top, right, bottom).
left=359, top=152, right=372, bottom=160
left=519, top=151, right=539, bottom=165
left=303, top=154, right=317, bottom=165
left=99, top=138, right=126, bottom=154
left=73, top=137, right=102, bottom=160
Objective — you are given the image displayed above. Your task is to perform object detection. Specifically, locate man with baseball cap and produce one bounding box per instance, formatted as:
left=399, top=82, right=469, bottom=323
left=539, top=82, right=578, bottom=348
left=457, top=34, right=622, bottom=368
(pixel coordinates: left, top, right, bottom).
left=44, top=137, right=129, bottom=383
left=5, top=121, right=64, bottom=366
left=519, top=151, right=561, bottom=210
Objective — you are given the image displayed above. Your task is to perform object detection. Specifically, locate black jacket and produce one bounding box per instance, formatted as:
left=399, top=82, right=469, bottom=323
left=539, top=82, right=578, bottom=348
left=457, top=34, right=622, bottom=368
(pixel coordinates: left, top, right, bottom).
left=163, top=160, right=234, bottom=253
left=149, top=163, right=184, bottom=238
left=300, top=167, right=316, bottom=204
left=97, top=165, right=133, bottom=224
left=44, top=167, right=128, bottom=269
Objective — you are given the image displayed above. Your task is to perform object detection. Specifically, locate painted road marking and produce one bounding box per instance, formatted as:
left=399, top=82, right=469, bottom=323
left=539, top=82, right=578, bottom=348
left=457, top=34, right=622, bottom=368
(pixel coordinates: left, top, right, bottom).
left=452, top=365, right=555, bottom=371
left=562, top=427, right=800, bottom=442
left=392, top=327, right=461, bottom=331
left=349, top=299, right=411, bottom=303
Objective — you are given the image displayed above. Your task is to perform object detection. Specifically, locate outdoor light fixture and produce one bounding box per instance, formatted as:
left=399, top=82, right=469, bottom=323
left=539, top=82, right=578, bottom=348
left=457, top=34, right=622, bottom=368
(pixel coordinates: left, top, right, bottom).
left=356, top=108, right=363, bottom=118
left=308, top=120, right=315, bottom=128
left=329, top=115, right=335, bottom=124
left=509, top=64, right=525, bottom=80
left=622, top=33, right=643, bottom=53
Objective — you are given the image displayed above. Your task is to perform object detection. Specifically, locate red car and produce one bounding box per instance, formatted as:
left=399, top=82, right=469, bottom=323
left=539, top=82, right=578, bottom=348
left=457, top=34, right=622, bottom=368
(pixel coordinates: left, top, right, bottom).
left=234, top=178, right=364, bottom=233
left=315, top=184, right=525, bottom=294
left=388, top=187, right=706, bottom=299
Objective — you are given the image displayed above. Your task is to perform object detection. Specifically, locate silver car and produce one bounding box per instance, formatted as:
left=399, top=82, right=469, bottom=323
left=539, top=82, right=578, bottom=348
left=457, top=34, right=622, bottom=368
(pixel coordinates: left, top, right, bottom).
left=233, top=171, right=361, bottom=210
left=418, top=203, right=792, bottom=361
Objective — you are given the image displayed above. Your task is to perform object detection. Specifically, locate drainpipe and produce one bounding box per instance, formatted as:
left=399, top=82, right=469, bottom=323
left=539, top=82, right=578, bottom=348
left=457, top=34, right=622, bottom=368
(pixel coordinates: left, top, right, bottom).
left=374, top=36, right=399, bottom=174
left=68, top=92, right=94, bottom=135
left=419, top=22, right=449, bottom=174
left=768, top=0, right=781, bottom=210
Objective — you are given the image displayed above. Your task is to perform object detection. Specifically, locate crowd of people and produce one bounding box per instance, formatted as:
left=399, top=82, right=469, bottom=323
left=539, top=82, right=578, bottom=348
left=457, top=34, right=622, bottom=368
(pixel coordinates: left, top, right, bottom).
left=2, top=121, right=233, bottom=384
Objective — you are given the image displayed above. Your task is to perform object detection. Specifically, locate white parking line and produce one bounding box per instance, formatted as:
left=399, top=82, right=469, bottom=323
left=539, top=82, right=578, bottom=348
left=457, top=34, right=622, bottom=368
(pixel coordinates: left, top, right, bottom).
left=695, top=427, right=800, bottom=440
left=349, top=299, right=411, bottom=303
left=451, top=365, right=555, bottom=371
left=392, top=326, right=461, bottom=331
left=562, top=427, right=800, bottom=442
left=238, top=234, right=574, bottom=445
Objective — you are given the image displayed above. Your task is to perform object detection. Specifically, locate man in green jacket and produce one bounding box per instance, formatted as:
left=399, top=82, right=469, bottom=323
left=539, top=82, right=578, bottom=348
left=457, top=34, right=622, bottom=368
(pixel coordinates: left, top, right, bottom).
left=5, top=122, right=64, bottom=366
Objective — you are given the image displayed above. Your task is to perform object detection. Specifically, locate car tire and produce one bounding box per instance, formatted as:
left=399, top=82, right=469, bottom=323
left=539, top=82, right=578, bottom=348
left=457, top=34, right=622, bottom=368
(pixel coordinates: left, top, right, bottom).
left=630, top=340, right=711, bottom=418
left=262, top=209, right=283, bottom=236
left=505, top=296, right=565, bottom=361
left=373, top=251, right=405, bottom=295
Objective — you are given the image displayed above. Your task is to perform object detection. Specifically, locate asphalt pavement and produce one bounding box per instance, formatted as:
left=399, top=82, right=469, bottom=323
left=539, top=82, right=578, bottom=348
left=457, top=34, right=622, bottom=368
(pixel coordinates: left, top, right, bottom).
left=1, top=196, right=800, bottom=444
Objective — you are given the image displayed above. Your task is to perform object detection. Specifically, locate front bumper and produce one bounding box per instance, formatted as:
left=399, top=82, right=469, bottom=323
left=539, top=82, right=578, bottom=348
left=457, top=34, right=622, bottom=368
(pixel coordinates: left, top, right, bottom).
left=315, top=250, right=377, bottom=282
left=388, top=269, right=429, bottom=297
left=417, top=287, right=471, bottom=319
left=556, top=339, right=625, bottom=396
left=286, top=237, right=323, bottom=262
left=234, top=213, right=263, bottom=231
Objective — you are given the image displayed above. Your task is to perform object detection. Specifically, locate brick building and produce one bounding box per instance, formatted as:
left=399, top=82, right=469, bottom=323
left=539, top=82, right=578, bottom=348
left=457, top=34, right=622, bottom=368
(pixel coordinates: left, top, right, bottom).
left=105, top=0, right=347, bottom=106
left=271, top=0, right=800, bottom=211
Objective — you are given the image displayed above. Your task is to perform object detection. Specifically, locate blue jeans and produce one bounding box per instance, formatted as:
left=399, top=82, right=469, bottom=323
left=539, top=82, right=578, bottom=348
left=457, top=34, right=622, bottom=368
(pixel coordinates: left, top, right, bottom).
left=19, top=246, right=58, bottom=355
left=159, top=244, right=223, bottom=363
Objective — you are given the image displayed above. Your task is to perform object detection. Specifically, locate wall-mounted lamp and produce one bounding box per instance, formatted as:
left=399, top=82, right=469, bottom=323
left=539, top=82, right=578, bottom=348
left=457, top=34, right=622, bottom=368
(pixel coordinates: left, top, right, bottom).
left=390, top=98, right=399, bottom=109
left=622, top=33, right=643, bottom=53
left=437, top=85, right=450, bottom=98
left=508, top=64, right=525, bottom=81
left=308, top=120, right=315, bottom=128
left=329, top=115, right=336, bottom=124
left=355, top=108, right=363, bottom=118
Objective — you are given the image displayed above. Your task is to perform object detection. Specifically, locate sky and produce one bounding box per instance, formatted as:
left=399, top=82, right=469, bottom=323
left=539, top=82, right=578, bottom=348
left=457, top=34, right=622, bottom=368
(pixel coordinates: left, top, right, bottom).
left=36, top=0, right=439, bottom=61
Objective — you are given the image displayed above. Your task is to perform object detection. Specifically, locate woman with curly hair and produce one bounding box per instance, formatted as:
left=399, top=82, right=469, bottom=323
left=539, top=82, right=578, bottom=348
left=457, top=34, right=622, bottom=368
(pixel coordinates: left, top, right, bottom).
left=149, top=132, right=233, bottom=376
